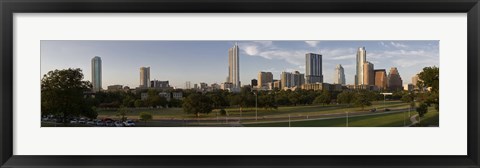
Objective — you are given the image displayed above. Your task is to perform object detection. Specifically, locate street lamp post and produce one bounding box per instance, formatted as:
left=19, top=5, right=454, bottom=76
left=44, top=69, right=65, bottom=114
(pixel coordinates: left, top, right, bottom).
left=380, top=93, right=393, bottom=111
left=254, top=91, right=258, bottom=121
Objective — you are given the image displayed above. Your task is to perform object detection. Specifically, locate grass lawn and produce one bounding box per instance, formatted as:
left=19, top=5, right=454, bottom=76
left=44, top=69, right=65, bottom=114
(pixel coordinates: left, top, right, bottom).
left=97, top=101, right=409, bottom=120
left=245, top=107, right=439, bottom=127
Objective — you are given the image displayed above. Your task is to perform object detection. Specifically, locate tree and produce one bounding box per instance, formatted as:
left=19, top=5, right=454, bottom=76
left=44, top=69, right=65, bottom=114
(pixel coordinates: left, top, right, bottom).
left=41, top=68, right=97, bottom=122
left=182, top=93, right=213, bottom=117
left=337, top=91, right=354, bottom=105
left=354, top=92, right=372, bottom=110
left=139, top=112, right=153, bottom=126
left=147, top=95, right=167, bottom=108
left=134, top=99, right=144, bottom=108
left=116, top=107, right=129, bottom=122
left=401, top=91, right=416, bottom=111
left=416, top=102, right=428, bottom=117
left=418, top=66, right=440, bottom=111
left=219, top=109, right=228, bottom=116
left=313, top=91, right=331, bottom=106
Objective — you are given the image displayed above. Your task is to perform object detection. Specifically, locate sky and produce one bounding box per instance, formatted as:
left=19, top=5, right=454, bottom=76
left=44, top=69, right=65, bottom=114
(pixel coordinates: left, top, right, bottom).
left=41, top=40, right=439, bottom=89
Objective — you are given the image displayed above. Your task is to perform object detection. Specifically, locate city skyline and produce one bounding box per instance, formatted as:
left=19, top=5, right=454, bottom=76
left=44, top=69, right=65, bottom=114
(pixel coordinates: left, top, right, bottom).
left=41, top=40, right=439, bottom=89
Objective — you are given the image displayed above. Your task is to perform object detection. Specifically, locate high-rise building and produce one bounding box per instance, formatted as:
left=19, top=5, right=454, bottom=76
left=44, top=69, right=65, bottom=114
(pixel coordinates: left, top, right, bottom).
left=185, top=81, right=191, bottom=89
left=140, top=67, right=150, bottom=88
left=91, top=56, right=102, bottom=92
left=412, top=74, right=420, bottom=87
left=355, top=47, right=367, bottom=85
left=363, top=62, right=375, bottom=85
left=258, top=71, right=273, bottom=88
left=251, top=79, right=258, bottom=87
left=281, top=71, right=305, bottom=89
left=388, top=67, right=403, bottom=91
left=228, top=43, right=240, bottom=89
left=150, top=80, right=170, bottom=89
left=305, top=53, right=323, bottom=83
left=334, top=64, right=346, bottom=85
left=374, top=69, right=388, bottom=90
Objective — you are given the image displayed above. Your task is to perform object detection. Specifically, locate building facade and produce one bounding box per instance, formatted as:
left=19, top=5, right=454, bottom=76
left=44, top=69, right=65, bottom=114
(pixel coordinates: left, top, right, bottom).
left=281, top=71, right=305, bottom=89
left=91, top=56, right=102, bottom=92
left=374, top=69, right=388, bottom=90
left=388, top=67, right=403, bottom=91
left=334, top=64, right=346, bottom=85
left=305, top=53, right=323, bottom=84
left=258, top=71, right=273, bottom=89
left=363, top=62, right=375, bottom=85
left=140, top=67, right=150, bottom=88
left=355, top=47, right=367, bottom=85
left=228, top=43, right=240, bottom=89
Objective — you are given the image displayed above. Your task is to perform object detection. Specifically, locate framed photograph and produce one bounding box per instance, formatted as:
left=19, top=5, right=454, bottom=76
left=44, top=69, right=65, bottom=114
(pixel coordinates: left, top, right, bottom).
left=1, top=0, right=479, bottom=167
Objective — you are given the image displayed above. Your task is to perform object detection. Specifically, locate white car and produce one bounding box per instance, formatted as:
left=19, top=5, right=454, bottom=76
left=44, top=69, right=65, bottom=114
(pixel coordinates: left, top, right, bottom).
left=78, top=118, right=86, bottom=124
left=86, top=120, right=95, bottom=125
left=70, top=119, right=78, bottom=124
left=123, top=120, right=135, bottom=127
left=114, top=121, right=123, bottom=127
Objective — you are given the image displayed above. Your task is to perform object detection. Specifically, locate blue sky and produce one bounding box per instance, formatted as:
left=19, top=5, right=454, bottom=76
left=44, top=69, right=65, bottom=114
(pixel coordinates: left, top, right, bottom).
left=41, top=40, right=439, bottom=89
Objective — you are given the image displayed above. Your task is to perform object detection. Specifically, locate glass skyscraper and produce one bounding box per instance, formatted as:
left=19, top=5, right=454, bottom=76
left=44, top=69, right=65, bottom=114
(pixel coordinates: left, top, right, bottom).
left=228, top=43, right=240, bottom=89
left=91, top=56, right=102, bottom=92
left=305, top=53, right=323, bottom=84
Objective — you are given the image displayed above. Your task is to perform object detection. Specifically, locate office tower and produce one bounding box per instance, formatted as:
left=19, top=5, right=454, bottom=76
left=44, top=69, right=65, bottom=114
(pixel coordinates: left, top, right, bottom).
left=140, top=67, right=150, bottom=88
left=363, top=62, right=375, bottom=85
left=228, top=43, right=240, bottom=89
left=185, top=81, right=191, bottom=89
left=388, top=67, right=403, bottom=91
left=258, top=71, right=273, bottom=88
left=355, top=47, right=367, bottom=85
left=91, top=56, right=102, bottom=92
left=151, top=80, right=170, bottom=89
left=334, top=64, right=346, bottom=85
left=251, top=79, right=258, bottom=87
left=305, top=53, right=323, bottom=83
left=374, top=69, right=388, bottom=90
left=281, top=71, right=305, bottom=89
left=412, top=74, right=420, bottom=87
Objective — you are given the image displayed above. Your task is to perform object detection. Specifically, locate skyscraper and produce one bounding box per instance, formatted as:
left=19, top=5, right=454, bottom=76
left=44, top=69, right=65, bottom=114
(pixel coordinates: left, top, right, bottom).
left=363, top=62, right=375, bottom=85
left=334, top=64, right=346, bottom=85
left=388, top=67, right=403, bottom=91
left=281, top=71, right=305, bottom=88
left=228, top=43, right=240, bottom=89
left=258, top=71, right=273, bottom=89
left=91, top=56, right=102, bottom=92
left=374, top=69, right=388, bottom=90
left=305, top=53, right=323, bottom=84
left=140, top=67, right=150, bottom=88
left=355, top=47, right=367, bottom=85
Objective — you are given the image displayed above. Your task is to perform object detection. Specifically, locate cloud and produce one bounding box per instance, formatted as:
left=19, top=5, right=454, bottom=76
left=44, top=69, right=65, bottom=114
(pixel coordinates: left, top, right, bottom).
left=243, top=45, right=259, bottom=55
left=305, top=41, right=320, bottom=47
left=390, top=42, right=408, bottom=48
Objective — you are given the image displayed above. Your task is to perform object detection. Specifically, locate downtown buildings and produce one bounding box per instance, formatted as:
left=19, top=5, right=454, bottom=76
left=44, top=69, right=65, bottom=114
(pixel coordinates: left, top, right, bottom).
left=227, top=43, right=240, bottom=90
left=305, top=53, right=323, bottom=84
left=91, top=56, right=102, bottom=92
left=334, top=64, right=346, bottom=85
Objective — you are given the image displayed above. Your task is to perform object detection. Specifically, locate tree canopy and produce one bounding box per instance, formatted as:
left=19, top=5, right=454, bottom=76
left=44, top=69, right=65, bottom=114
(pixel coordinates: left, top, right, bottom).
left=182, top=93, right=213, bottom=117
left=41, top=68, right=97, bottom=121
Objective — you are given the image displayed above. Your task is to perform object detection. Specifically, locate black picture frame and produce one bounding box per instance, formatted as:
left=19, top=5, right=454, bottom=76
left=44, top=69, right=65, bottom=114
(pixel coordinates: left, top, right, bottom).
left=1, top=0, right=479, bottom=167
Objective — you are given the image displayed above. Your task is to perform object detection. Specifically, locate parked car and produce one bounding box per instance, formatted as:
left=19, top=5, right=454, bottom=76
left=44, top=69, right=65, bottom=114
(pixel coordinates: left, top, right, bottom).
left=96, top=121, right=105, bottom=126
left=114, top=121, right=123, bottom=127
left=78, top=118, right=86, bottom=124
left=123, top=120, right=136, bottom=127
left=86, top=120, right=95, bottom=125
left=370, top=108, right=377, bottom=112
left=70, top=119, right=78, bottom=124
left=385, top=108, right=391, bottom=111
left=105, top=121, right=114, bottom=127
